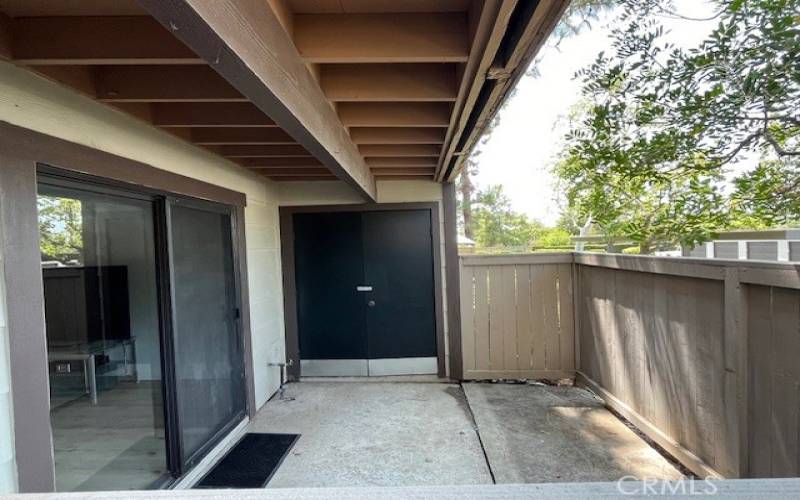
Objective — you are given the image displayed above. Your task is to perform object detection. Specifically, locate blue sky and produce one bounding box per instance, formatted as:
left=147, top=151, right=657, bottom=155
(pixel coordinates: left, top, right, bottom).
left=472, top=0, right=745, bottom=226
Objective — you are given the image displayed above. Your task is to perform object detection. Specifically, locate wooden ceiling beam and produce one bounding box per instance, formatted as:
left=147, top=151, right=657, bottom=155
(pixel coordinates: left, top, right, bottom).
left=373, top=174, right=435, bottom=179
left=0, top=12, right=12, bottom=60
left=369, top=167, right=436, bottom=175
left=349, top=127, right=445, bottom=145
left=92, top=65, right=246, bottom=102
left=151, top=102, right=276, bottom=127
left=338, top=102, right=451, bottom=128
left=207, top=144, right=311, bottom=157
left=366, top=157, right=438, bottom=167
left=294, top=13, right=469, bottom=63
left=29, top=65, right=100, bottom=96
left=188, top=127, right=297, bottom=145
left=320, top=64, right=458, bottom=102
left=237, top=157, right=322, bottom=167
left=143, top=0, right=376, bottom=200
left=269, top=175, right=339, bottom=181
left=11, top=16, right=201, bottom=65
left=358, top=144, right=441, bottom=157
left=245, top=167, right=331, bottom=175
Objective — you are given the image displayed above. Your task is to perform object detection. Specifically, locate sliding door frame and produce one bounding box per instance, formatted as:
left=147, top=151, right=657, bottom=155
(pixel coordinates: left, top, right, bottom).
left=0, top=123, right=254, bottom=492
left=279, top=203, right=445, bottom=380
left=35, top=165, right=250, bottom=482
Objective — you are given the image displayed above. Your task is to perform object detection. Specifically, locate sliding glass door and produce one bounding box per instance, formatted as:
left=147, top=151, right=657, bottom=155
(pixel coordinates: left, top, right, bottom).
left=37, top=169, right=247, bottom=489
left=167, top=200, right=246, bottom=467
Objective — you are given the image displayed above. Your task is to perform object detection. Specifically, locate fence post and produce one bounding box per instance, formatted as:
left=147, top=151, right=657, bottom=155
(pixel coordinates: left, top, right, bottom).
left=572, top=254, right=581, bottom=375
left=723, top=266, right=748, bottom=477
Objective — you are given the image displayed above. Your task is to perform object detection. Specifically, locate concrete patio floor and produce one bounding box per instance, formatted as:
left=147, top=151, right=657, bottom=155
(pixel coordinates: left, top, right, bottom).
left=247, top=381, right=682, bottom=488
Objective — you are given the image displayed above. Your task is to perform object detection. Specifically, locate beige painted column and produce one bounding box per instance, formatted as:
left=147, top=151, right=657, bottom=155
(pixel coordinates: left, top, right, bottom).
left=0, top=210, right=18, bottom=492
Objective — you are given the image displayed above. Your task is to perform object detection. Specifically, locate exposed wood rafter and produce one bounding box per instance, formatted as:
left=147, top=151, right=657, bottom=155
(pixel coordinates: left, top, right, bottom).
left=350, top=127, right=446, bottom=145
left=338, top=102, right=451, bottom=128
left=294, top=13, right=469, bottom=63
left=358, top=144, right=441, bottom=157
left=11, top=16, right=202, bottom=65
left=320, top=64, right=458, bottom=102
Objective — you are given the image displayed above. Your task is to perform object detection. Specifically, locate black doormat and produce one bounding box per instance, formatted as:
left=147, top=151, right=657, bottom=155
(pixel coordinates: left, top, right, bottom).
left=195, top=433, right=300, bottom=489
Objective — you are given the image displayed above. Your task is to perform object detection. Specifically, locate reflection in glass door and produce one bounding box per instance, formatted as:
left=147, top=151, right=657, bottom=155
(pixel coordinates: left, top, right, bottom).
left=37, top=170, right=249, bottom=490
left=167, top=201, right=246, bottom=466
left=37, top=181, right=169, bottom=491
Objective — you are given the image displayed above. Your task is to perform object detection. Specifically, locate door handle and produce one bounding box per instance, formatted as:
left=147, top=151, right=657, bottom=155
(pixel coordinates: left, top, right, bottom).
left=367, top=300, right=376, bottom=307
left=356, top=286, right=373, bottom=292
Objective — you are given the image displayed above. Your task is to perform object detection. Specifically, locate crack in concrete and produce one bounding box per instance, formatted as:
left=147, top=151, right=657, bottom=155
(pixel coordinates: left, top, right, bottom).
left=459, top=382, right=497, bottom=484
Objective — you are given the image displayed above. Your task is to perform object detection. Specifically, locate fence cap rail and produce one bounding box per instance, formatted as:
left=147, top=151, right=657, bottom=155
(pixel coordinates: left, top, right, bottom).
left=460, top=252, right=574, bottom=266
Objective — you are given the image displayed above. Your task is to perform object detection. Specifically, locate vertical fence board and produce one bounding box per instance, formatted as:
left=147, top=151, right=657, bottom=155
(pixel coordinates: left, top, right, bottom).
left=558, top=264, right=575, bottom=372
left=501, top=265, right=518, bottom=370
left=530, top=265, right=547, bottom=371
left=487, top=266, right=505, bottom=371
left=516, top=265, right=533, bottom=370
left=541, top=265, right=560, bottom=370
left=473, top=267, right=490, bottom=372
left=747, top=285, right=773, bottom=477
left=767, top=288, right=800, bottom=477
left=460, top=265, right=476, bottom=372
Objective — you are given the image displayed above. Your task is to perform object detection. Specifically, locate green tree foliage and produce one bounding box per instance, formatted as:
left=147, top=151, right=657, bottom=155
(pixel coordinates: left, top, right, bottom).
left=555, top=0, right=800, bottom=253
left=537, top=227, right=573, bottom=247
left=472, top=185, right=542, bottom=247
left=731, top=159, right=800, bottom=227
left=38, top=196, right=83, bottom=263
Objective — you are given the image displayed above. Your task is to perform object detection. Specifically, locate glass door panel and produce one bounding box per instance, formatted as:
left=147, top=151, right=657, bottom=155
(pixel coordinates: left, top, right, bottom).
left=37, top=181, right=169, bottom=491
left=167, top=201, right=245, bottom=466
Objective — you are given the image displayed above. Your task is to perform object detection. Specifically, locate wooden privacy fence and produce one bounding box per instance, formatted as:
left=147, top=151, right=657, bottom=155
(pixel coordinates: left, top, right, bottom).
left=459, top=254, right=575, bottom=380
left=459, top=252, right=800, bottom=480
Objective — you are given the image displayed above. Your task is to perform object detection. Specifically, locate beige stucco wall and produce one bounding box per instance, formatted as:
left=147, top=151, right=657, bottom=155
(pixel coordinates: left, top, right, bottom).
left=278, top=179, right=453, bottom=376
left=0, top=61, right=286, bottom=416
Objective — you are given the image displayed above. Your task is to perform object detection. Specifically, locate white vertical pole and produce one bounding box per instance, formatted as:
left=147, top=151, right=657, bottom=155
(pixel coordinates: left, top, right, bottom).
left=777, top=240, right=790, bottom=261
left=737, top=241, right=748, bottom=260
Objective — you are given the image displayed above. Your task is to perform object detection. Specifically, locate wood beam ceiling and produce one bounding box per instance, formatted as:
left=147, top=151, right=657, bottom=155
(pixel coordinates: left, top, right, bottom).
left=1, top=0, right=564, bottom=185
